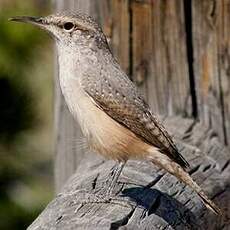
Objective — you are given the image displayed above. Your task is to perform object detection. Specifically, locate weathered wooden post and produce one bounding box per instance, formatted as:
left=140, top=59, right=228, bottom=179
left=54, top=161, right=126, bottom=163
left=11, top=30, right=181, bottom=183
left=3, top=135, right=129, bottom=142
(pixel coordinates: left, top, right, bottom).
left=29, top=0, right=230, bottom=229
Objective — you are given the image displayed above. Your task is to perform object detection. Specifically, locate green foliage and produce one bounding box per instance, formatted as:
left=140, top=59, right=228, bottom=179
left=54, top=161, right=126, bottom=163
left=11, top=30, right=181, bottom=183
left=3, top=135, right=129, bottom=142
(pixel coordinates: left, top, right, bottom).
left=0, top=2, right=49, bottom=142
left=0, top=198, right=40, bottom=230
left=0, top=2, right=48, bottom=79
left=0, top=1, right=53, bottom=229
left=0, top=77, right=34, bottom=142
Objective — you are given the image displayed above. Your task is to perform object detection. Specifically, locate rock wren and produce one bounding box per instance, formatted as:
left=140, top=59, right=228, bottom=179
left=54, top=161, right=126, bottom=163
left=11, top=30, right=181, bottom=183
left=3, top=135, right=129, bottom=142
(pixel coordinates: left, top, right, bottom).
left=10, top=12, right=221, bottom=215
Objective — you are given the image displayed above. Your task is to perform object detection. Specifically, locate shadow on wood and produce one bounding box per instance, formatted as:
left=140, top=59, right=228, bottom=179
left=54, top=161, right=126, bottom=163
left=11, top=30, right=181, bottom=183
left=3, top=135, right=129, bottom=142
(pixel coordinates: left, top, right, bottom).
left=120, top=187, right=199, bottom=228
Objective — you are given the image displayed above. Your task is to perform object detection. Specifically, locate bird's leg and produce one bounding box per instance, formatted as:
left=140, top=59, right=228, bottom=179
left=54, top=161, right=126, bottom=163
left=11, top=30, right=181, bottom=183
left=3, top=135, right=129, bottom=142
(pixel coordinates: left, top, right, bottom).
left=105, top=161, right=126, bottom=196
left=75, top=161, right=132, bottom=208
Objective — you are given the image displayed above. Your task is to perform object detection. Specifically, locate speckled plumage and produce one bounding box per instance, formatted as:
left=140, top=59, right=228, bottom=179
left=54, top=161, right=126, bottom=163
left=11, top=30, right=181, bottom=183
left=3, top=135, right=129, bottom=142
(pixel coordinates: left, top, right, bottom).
left=80, top=56, right=189, bottom=168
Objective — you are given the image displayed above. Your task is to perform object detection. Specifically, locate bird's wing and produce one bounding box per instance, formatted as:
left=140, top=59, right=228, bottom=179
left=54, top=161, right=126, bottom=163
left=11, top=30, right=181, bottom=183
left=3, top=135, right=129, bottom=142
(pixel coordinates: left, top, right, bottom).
left=81, top=64, right=189, bottom=169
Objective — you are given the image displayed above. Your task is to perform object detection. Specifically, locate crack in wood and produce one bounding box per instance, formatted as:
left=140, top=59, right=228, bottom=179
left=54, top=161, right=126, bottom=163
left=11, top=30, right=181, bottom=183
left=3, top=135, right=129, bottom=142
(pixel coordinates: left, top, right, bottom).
left=188, top=164, right=201, bottom=176
left=210, top=0, right=216, bottom=18
left=203, top=164, right=212, bottom=172
left=218, top=51, right=228, bottom=145
left=145, top=174, right=164, bottom=188
left=128, top=0, right=133, bottom=79
left=183, top=0, right=198, bottom=118
left=221, top=159, right=230, bottom=172
left=182, top=120, right=197, bottom=140
left=92, top=173, right=99, bottom=189
left=110, top=208, right=135, bottom=230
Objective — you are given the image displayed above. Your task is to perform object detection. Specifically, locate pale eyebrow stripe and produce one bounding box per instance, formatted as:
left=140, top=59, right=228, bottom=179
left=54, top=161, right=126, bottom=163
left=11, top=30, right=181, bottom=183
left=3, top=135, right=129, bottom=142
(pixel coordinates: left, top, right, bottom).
left=75, top=20, right=96, bottom=32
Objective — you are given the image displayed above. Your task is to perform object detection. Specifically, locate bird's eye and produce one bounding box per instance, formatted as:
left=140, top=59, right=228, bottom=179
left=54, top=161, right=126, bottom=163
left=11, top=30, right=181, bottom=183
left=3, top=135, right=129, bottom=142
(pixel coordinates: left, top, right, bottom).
left=63, top=22, right=75, bottom=31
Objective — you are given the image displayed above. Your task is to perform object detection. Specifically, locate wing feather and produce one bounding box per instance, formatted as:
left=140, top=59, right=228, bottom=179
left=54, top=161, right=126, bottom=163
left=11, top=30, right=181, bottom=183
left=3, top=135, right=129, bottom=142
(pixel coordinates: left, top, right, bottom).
left=81, top=64, right=189, bottom=169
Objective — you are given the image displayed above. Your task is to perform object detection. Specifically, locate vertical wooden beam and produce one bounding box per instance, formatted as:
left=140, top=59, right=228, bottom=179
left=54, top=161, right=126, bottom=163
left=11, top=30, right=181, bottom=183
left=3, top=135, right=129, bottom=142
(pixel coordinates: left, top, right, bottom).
left=192, top=0, right=230, bottom=145
left=131, top=0, right=191, bottom=116
left=218, top=0, right=230, bottom=145
left=131, top=0, right=151, bottom=97
left=111, top=0, right=130, bottom=74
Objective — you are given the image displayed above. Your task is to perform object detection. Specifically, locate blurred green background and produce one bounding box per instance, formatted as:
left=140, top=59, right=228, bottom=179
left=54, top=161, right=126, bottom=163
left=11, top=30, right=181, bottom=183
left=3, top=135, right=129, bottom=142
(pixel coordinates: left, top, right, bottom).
left=0, top=0, right=53, bottom=229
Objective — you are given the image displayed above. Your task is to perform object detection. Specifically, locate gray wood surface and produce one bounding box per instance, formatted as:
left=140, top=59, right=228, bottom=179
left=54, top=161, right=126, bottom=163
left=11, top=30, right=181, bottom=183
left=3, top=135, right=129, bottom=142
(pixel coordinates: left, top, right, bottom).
left=28, top=117, right=230, bottom=230
left=131, top=0, right=191, bottom=116
left=192, top=0, right=230, bottom=146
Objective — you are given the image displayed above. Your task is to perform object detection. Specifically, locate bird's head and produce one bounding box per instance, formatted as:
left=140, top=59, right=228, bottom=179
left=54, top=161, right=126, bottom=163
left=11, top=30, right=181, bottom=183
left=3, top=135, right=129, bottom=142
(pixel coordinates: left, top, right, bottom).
left=9, top=11, right=108, bottom=50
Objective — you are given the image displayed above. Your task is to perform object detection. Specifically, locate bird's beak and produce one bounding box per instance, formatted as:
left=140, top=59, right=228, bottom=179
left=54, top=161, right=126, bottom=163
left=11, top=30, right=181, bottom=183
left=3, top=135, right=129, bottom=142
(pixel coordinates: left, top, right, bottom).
left=9, top=16, right=47, bottom=29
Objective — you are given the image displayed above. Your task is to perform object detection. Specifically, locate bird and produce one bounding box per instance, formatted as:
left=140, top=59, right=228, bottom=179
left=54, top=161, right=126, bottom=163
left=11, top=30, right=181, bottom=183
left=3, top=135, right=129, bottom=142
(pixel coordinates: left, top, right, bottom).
left=10, top=11, right=221, bottom=215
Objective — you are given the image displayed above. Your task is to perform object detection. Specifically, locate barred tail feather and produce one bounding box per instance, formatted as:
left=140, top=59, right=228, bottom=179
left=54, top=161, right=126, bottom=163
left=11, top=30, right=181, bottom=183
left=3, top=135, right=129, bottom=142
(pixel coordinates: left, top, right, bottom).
left=197, top=190, right=222, bottom=216
left=148, top=147, right=222, bottom=216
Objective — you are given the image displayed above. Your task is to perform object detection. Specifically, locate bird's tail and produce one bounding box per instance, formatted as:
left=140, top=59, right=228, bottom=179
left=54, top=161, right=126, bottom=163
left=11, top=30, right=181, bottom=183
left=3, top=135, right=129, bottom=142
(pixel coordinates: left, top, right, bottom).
left=147, top=148, right=222, bottom=216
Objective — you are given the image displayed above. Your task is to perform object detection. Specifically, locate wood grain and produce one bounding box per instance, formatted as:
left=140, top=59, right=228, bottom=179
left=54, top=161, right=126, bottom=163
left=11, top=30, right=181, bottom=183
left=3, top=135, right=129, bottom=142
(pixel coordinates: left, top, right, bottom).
left=111, top=0, right=130, bottom=74
left=131, top=0, right=191, bottom=117
left=192, top=0, right=230, bottom=145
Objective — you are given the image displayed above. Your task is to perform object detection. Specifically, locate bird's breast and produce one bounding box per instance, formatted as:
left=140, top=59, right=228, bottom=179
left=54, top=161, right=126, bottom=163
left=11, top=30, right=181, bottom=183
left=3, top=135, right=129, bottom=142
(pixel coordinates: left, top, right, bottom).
left=59, top=74, right=151, bottom=161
